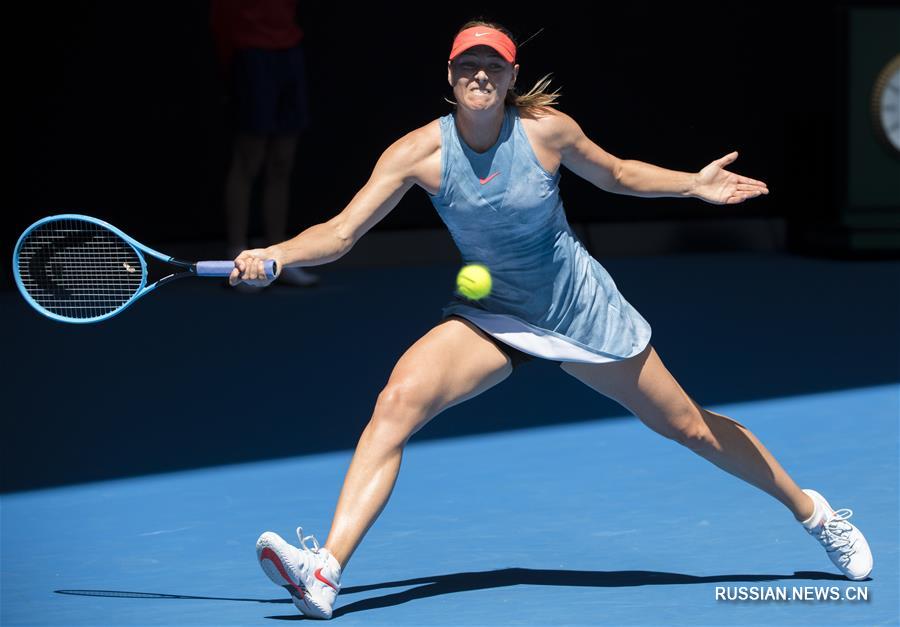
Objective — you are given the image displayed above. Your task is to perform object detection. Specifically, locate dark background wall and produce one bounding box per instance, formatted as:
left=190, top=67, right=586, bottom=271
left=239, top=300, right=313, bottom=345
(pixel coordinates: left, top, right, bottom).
left=6, top=2, right=847, bottom=251
left=4, top=2, right=899, bottom=493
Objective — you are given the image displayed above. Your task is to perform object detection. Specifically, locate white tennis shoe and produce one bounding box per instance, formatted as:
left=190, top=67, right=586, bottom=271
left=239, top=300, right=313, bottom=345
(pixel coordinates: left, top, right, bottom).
left=801, top=489, right=873, bottom=580
left=256, top=527, right=342, bottom=619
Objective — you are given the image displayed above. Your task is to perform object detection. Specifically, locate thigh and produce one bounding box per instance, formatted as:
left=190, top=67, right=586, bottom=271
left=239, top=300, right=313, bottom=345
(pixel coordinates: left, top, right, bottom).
left=265, top=135, right=298, bottom=174
left=276, top=44, right=311, bottom=134
left=232, top=133, right=268, bottom=173
left=559, top=344, right=700, bottom=434
left=443, top=314, right=537, bottom=369
left=384, top=316, right=514, bottom=424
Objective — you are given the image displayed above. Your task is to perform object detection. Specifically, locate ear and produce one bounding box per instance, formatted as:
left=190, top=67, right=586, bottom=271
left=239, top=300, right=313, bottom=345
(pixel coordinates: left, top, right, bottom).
left=447, top=61, right=453, bottom=87
left=512, top=63, right=520, bottom=87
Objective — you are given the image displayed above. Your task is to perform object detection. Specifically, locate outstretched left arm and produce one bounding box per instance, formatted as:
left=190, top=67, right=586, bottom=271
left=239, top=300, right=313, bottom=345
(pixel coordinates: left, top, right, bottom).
left=555, top=111, right=768, bottom=205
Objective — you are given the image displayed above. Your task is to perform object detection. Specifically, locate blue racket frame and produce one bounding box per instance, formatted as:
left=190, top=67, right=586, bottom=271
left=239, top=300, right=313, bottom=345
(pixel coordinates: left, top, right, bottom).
left=13, top=214, right=275, bottom=324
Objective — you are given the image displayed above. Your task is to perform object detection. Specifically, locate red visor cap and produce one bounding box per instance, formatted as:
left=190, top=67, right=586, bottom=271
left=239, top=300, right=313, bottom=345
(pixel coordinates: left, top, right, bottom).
left=449, top=27, right=516, bottom=64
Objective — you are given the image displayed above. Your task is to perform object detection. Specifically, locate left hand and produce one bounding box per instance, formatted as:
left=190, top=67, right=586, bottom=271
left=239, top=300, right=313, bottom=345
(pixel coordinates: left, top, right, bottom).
left=692, top=151, right=769, bottom=205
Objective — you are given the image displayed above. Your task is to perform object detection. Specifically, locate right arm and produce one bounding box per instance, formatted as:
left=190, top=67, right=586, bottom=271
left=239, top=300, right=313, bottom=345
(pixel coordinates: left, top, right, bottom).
left=229, top=125, right=439, bottom=285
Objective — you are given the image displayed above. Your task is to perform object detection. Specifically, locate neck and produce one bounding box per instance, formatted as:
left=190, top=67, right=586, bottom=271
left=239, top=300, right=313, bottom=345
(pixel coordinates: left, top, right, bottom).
left=454, top=104, right=507, bottom=153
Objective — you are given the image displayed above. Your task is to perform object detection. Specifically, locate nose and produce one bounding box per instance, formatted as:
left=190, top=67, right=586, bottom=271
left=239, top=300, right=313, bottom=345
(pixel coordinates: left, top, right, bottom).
left=473, top=69, right=489, bottom=82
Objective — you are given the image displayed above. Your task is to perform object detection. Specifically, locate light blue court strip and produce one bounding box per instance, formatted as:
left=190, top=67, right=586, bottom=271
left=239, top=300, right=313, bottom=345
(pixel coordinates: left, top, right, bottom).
left=2, top=384, right=897, bottom=626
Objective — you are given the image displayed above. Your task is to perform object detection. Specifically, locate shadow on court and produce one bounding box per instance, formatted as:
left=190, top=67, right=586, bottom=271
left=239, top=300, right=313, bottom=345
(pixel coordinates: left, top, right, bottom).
left=3, top=253, right=899, bottom=492
left=55, top=590, right=290, bottom=604
left=327, top=569, right=853, bottom=619
left=53, top=568, right=849, bottom=619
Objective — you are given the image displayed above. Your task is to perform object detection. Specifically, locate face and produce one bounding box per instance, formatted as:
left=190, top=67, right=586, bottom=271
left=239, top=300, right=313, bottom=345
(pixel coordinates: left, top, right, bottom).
left=448, top=45, right=519, bottom=112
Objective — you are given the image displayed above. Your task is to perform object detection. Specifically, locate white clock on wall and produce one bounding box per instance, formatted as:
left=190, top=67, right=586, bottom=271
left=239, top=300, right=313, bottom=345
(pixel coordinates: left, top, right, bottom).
left=871, top=54, right=900, bottom=157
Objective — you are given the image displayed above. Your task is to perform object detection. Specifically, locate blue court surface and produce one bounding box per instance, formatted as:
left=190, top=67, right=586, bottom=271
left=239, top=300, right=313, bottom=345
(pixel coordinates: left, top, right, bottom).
left=2, top=252, right=899, bottom=626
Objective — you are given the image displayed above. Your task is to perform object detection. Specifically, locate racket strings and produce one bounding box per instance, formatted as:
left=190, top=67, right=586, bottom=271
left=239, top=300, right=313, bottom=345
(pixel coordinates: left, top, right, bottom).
left=16, top=218, right=144, bottom=320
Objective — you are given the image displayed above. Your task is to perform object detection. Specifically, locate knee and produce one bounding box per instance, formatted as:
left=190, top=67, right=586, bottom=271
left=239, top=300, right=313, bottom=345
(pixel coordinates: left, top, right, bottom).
left=231, top=146, right=265, bottom=178
left=663, top=410, right=718, bottom=454
left=366, top=382, right=435, bottom=448
left=265, top=149, right=295, bottom=181
left=671, top=423, right=714, bottom=453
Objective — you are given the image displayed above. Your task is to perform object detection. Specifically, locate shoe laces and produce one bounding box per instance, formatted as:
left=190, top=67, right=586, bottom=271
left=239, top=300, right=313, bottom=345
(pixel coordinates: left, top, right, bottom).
left=812, top=509, right=857, bottom=562
left=296, top=527, right=321, bottom=554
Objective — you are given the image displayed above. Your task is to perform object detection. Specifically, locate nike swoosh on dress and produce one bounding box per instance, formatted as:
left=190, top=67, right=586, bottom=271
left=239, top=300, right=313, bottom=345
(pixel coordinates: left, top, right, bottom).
left=480, top=172, right=501, bottom=185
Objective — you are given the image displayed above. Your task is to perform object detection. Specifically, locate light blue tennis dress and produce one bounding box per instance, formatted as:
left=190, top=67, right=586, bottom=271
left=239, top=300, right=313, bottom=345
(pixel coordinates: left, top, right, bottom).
left=427, top=105, right=652, bottom=363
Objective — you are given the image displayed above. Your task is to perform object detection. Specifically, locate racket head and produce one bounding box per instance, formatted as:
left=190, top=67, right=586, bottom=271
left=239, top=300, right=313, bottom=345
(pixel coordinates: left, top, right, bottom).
left=13, top=214, right=148, bottom=323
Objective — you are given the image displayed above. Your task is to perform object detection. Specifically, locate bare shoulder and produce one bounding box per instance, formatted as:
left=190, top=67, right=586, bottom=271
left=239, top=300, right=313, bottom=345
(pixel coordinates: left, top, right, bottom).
left=383, top=118, right=442, bottom=193
left=517, top=106, right=583, bottom=151
left=387, top=119, right=441, bottom=159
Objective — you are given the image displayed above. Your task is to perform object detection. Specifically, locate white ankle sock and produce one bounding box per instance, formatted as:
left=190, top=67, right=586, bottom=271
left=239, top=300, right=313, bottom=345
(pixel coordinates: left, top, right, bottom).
left=800, top=489, right=824, bottom=529
left=323, top=550, right=342, bottom=582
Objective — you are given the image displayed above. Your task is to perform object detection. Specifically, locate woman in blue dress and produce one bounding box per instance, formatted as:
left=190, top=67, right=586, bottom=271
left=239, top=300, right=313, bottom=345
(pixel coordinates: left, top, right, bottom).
left=231, top=20, right=872, bottom=619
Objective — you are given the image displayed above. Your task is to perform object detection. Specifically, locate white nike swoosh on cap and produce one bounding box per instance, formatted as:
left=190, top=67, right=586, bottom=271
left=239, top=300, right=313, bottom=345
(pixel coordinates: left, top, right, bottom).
left=474, top=32, right=490, bottom=37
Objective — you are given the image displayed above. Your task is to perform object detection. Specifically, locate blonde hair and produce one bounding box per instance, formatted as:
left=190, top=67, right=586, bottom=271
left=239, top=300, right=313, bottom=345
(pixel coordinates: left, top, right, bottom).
left=448, top=20, right=561, bottom=112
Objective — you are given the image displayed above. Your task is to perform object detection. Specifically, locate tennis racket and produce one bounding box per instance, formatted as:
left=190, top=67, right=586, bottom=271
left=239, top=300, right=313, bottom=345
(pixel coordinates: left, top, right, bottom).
left=13, top=214, right=278, bottom=323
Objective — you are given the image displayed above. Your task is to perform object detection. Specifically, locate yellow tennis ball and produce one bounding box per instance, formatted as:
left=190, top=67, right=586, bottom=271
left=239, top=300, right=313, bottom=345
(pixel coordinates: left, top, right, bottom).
left=456, top=264, right=492, bottom=300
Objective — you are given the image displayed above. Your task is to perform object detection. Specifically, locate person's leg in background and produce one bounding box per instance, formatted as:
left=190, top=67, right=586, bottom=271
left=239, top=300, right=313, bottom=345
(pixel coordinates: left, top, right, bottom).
left=225, top=133, right=267, bottom=257
left=266, top=43, right=318, bottom=286
left=225, top=45, right=273, bottom=278
left=225, top=45, right=318, bottom=287
left=262, top=135, right=295, bottom=245
left=263, top=133, right=318, bottom=286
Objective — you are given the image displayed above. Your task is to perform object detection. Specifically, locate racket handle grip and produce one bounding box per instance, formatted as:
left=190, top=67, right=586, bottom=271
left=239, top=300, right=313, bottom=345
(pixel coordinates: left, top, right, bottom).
left=196, top=260, right=278, bottom=280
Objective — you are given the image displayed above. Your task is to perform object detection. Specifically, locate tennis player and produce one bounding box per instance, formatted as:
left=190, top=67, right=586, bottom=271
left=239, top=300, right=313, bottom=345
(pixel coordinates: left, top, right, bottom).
left=231, top=21, right=873, bottom=619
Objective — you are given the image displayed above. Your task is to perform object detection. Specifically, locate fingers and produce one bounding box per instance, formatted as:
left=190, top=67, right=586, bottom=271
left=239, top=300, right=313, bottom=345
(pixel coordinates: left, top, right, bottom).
left=241, top=257, right=254, bottom=281
left=228, top=254, right=246, bottom=286
left=737, top=175, right=768, bottom=191
left=736, top=183, right=769, bottom=194
left=242, top=258, right=262, bottom=282
left=714, top=151, right=739, bottom=168
left=247, top=258, right=273, bottom=284
left=726, top=190, right=765, bottom=204
left=228, top=250, right=272, bottom=287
